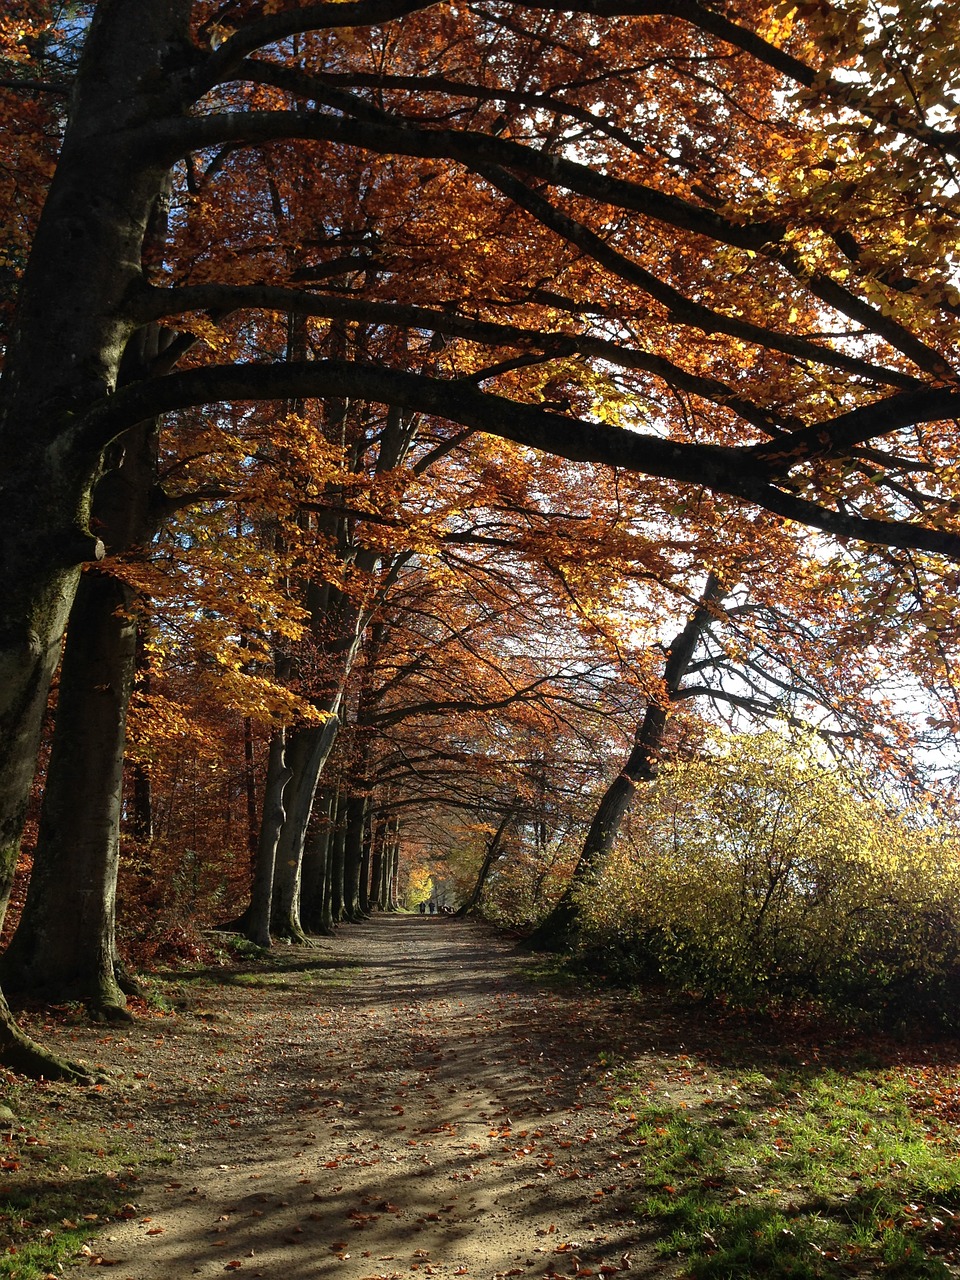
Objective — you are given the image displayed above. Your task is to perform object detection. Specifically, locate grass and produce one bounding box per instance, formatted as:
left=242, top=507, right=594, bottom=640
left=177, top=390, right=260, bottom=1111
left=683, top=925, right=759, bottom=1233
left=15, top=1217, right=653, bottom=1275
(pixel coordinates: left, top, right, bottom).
left=615, top=1058, right=960, bottom=1278
left=516, top=956, right=583, bottom=990
left=226, top=962, right=352, bottom=989
left=0, top=1081, right=158, bottom=1280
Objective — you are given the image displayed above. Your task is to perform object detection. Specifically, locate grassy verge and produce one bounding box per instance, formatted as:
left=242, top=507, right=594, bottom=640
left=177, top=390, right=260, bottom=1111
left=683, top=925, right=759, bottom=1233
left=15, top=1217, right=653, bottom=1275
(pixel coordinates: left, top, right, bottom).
left=616, top=1057, right=960, bottom=1278
left=0, top=1077, right=159, bottom=1280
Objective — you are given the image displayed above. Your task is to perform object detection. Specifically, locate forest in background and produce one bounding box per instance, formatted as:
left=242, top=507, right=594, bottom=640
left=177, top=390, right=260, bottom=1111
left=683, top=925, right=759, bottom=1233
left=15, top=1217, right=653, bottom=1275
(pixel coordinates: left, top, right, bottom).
left=3, top=0, right=960, bottom=1077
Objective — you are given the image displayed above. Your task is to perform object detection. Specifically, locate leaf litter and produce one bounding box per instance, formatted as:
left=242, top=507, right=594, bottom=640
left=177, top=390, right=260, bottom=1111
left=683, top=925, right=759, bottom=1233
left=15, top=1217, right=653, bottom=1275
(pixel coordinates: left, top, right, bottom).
left=6, top=915, right=960, bottom=1279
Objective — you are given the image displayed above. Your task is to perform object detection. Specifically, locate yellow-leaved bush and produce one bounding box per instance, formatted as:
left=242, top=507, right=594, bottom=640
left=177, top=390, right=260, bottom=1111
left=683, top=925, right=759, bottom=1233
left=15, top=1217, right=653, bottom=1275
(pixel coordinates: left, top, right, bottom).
left=576, top=733, right=960, bottom=1029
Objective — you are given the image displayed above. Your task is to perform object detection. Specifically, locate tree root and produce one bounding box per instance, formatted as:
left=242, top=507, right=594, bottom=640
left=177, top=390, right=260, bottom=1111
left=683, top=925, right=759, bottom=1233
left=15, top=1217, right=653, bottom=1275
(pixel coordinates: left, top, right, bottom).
left=116, top=965, right=144, bottom=999
left=86, top=1000, right=135, bottom=1025
left=302, top=924, right=336, bottom=939
left=0, top=1002, right=98, bottom=1083
left=273, top=927, right=315, bottom=947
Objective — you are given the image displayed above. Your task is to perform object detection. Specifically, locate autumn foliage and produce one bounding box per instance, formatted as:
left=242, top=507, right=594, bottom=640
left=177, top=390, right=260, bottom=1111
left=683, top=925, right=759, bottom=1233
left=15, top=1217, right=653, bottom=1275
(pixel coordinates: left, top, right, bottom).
left=2, top=0, right=960, bottom=1077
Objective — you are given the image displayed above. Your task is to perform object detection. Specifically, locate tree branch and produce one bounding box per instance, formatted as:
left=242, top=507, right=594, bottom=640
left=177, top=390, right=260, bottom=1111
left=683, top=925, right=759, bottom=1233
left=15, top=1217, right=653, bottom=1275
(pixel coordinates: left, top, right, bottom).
left=146, top=107, right=931, bottom=383
left=131, top=281, right=799, bottom=432
left=77, top=358, right=960, bottom=561
left=195, top=0, right=436, bottom=91
left=750, top=388, right=960, bottom=465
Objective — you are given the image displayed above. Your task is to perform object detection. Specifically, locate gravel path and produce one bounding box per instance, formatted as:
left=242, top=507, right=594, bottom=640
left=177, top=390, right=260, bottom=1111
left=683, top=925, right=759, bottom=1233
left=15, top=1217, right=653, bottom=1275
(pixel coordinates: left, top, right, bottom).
left=49, top=915, right=677, bottom=1280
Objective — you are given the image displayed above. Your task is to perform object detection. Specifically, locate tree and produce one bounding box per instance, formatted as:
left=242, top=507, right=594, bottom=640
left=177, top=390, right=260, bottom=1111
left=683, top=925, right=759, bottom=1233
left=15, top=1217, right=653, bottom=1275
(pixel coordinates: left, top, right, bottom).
left=359, top=533, right=642, bottom=922
left=456, top=805, right=520, bottom=918
left=0, top=428, right=157, bottom=1019
left=3, top=0, right=960, bottom=1072
left=529, top=572, right=725, bottom=947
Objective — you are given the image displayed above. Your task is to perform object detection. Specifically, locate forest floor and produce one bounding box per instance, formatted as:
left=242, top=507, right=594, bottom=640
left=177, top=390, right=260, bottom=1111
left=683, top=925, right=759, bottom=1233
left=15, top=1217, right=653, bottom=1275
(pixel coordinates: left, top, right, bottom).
left=6, top=915, right=960, bottom=1280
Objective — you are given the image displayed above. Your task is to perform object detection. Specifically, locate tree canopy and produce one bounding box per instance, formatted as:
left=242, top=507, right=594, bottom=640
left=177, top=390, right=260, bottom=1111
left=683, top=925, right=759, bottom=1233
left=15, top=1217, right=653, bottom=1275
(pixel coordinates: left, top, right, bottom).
left=2, top=0, right=960, bottom=1072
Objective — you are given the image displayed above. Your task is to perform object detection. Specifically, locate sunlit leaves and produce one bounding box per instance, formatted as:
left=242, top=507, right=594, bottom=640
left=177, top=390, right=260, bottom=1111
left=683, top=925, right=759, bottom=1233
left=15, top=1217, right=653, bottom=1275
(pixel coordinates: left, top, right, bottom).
left=582, top=730, right=960, bottom=1020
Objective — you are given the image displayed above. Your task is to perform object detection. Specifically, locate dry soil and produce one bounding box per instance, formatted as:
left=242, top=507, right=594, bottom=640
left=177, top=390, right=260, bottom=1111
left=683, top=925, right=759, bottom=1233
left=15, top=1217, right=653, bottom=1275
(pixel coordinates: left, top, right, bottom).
left=33, top=914, right=694, bottom=1280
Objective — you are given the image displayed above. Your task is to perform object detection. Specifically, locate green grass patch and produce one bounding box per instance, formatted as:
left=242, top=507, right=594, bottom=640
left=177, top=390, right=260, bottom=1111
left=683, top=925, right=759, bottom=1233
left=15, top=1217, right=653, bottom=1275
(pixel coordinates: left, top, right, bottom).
left=617, top=1061, right=960, bottom=1277
left=226, top=963, right=349, bottom=989
left=516, top=957, right=584, bottom=991
left=227, top=969, right=300, bottom=988
left=0, top=1172, right=118, bottom=1278
left=0, top=1084, right=158, bottom=1280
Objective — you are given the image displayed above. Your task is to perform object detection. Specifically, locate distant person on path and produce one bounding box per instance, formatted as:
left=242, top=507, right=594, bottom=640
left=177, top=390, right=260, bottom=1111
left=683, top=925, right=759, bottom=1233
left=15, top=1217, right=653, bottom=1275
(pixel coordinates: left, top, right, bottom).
left=419, top=901, right=426, bottom=915
left=428, top=900, right=436, bottom=915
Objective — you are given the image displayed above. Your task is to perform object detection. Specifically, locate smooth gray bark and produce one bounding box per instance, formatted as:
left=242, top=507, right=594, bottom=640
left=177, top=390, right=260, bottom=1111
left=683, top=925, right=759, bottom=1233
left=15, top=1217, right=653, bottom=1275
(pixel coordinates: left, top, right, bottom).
left=328, top=787, right=348, bottom=925
left=358, top=809, right=372, bottom=916
left=270, top=716, right=341, bottom=941
left=369, top=813, right=387, bottom=911
left=245, top=729, right=291, bottom=947
left=342, top=792, right=369, bottom=921
left=0, top=569, right=136, bottom=1018
left=300, top=785, right=336, bottom=935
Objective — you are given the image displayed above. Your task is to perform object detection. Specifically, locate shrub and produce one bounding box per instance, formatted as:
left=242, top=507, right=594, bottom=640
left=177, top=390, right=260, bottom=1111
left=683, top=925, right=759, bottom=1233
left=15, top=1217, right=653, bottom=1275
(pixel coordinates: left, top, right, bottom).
left=576, top=732, right=960, bottom=1029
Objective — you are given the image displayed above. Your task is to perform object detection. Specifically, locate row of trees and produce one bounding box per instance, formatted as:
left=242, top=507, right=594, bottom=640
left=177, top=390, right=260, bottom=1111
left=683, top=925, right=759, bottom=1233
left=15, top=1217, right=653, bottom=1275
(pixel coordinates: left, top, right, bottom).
left=1, top=0, right=960, bottom=1074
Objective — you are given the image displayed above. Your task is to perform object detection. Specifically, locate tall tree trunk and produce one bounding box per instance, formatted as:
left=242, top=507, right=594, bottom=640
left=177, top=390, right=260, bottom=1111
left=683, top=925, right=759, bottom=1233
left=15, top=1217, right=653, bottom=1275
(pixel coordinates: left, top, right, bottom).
left=0, top=528, right=94, bottom=1088
left=369, top=812, right=386, bottom=911
left=0, top=0, right=190, bottom=1074
left=0, top=569, right=138, bottom=1019
left=264, top=544, right=375, bottom=936
left=316, top=799, right=338, bottom=936
left=130, top=764, right=154, bottom=844
left=375, top=816, right=390, bottom=910
left=358, top=808, right=372, bottom=916
left=243, top=717, right=259, bottom=863
left=300, top=784, right=335, bottom=936
left=456, top=807, right=516, bottom=918
left=128, top=627, right=154, bottom=843
left=0, top=0, right=186, bottom=877
left=0, top=85, right=177, bottom=1025
left=529, top=575, right=724, bottom=950
left=342, top=792, right=368, bottom=922
left=244, top=729, right=291, bottom=947
left=387, top=816, right=401, bottom=911
left=253, top=387, right=415, bottom=941
left=328, top=788, right=348, bottom=925
left=1, top=400, right=166, bottom=1013
left=270, top=716, right=340, bottom=941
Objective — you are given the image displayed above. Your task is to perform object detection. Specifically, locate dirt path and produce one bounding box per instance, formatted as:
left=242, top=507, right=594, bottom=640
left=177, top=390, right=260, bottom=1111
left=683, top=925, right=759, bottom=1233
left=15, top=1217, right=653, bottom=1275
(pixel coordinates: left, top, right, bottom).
left=48, top=916, right=684, bottom=1280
